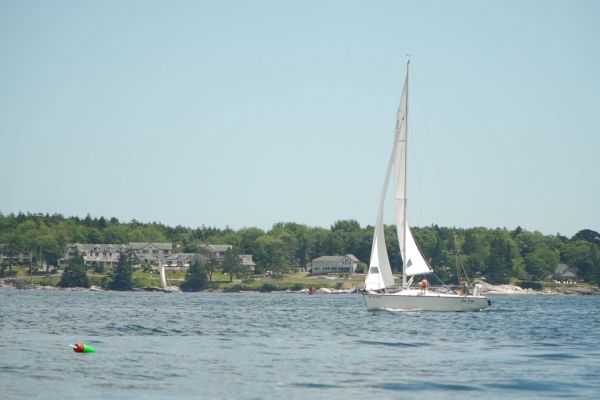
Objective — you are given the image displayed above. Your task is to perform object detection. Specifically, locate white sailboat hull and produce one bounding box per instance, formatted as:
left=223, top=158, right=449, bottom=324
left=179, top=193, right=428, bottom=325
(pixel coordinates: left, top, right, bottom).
left=363, top=291, right=491, bottom=312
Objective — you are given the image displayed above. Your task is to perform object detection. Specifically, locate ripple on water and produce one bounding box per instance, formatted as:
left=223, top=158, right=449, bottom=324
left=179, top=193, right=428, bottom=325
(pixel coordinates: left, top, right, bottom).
left=525, top=353, right=583, bottom=360
left=483, top=379, right=591, bottom=394
left=357, top=339, right=430, bottom=348
left=373, top=381, right=479, bottom=392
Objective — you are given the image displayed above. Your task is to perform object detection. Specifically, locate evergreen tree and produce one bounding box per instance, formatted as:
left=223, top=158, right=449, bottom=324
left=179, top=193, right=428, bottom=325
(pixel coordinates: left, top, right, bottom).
left=181, top=257, right=208, bottom=291
left=486, top=234, right=513, bottom=284
left=107, top=250, right=133, bottom=290
left=59, top=255, right=90, bottom=288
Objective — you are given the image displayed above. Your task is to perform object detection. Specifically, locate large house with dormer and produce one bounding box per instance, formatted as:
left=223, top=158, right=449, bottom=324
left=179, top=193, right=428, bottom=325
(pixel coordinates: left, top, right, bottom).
left=62, top=243, right=172, bottom=269
left=61, top=242, right=255, bottom=272
left=311, top=254, right=359, bottom=274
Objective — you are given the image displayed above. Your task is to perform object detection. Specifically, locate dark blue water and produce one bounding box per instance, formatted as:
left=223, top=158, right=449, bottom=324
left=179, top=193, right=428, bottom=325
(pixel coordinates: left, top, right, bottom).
left=1, top=290, right=599, bottom=399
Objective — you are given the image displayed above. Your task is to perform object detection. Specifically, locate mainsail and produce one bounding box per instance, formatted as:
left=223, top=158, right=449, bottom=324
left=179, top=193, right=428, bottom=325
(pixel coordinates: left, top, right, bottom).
left=365, top=61, right=431, bottom=292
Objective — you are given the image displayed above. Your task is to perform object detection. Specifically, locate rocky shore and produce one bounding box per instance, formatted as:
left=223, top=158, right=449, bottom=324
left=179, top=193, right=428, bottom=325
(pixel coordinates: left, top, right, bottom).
left=477, top=281, right=600, bottom=296
left=1, top=279, right=599, bottom=295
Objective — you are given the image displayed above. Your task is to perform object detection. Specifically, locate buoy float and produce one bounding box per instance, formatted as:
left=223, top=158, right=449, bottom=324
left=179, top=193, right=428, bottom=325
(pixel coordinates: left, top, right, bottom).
left=70, top=343, right=96, bottom=353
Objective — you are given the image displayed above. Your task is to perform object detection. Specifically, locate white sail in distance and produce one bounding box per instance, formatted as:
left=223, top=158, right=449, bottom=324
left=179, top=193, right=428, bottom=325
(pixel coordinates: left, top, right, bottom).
left=160, top=263, right=168, bottom=290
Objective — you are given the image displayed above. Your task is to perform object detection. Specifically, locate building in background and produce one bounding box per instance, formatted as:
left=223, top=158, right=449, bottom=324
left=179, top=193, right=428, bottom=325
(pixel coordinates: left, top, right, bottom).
left=311, top=254, right=359, bottom=274
left=60, top=243, right=255, bottom=272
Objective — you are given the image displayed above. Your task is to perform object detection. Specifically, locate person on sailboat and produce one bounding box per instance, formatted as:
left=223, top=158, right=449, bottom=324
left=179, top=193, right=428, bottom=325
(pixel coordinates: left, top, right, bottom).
left=420, top=278, right=429, bottom=294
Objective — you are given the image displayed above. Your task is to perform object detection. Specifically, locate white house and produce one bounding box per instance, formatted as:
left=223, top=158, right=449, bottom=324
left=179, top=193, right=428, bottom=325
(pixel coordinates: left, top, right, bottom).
left=62, top=243, right=172, bottom=269
left=61, top=242, right=257, bottom=272
left=129, top=242, right=172, bottom=263
left=311, top=254, right=359, bottom=274
left=63, top=243, right=128, bottom=269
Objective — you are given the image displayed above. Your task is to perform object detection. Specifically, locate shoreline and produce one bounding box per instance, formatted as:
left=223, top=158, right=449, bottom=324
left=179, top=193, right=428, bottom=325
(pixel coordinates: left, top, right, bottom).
left=1, top=280, right=599, bottom=295
left=475, top=281, right=600, bottom=296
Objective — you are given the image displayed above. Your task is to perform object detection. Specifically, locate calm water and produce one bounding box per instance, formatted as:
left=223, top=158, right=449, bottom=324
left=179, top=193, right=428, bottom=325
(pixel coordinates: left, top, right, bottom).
left=1, top=290, right=599, bottom=399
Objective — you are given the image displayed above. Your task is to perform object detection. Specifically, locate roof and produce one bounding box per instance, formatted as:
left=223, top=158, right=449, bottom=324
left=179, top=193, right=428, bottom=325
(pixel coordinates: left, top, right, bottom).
left=559, top=271, right=577, bottom=278
left=553, top=263, right=578, bottom=278
left=239, top=254, right=256, bottom=266
left=204, top=244, right=233, bottom=252
left=554, top=264, right=571, bottom=274
left=312, top=254, right=359, bottom=262
left=129, top=243, right=172, bottom=250
left=67, top=243, right=127, bottom=252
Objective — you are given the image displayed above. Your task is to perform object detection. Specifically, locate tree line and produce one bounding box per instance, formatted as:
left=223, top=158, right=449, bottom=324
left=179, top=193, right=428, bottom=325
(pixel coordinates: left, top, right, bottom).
left=1, top=212, right=599, bottom=285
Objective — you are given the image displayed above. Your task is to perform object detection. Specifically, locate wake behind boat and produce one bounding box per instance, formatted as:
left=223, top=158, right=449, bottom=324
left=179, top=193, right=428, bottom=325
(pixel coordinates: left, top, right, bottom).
left=363, top=60, right=490, bottom=312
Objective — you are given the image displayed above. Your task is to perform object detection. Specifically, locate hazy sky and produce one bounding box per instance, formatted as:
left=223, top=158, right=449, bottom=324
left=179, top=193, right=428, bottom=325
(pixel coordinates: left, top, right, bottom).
left=1, top=0, right=598, bottom=237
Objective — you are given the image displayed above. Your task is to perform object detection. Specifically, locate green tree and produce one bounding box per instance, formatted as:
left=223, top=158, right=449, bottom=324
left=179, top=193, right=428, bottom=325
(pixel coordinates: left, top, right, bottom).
left=462, top=228, right=491, bottom=278
left=107, top=251, right=133, bottom=290
left=487, top=236, right=511, bottom=284
left=197, top=246, right=219, bottom=281
left=255, top=235, right=286, bottom=277
left=59, top=255, right=90, bottom=288
left=38, top=233, right=62, bottom=270
left=237, top=227, right=265, bottom=256
left=562, top=240, right=600, bottom=284
left=572, top=229, right=600, bottom=245
left=222, top=248, right=242, bottom=282
left=517, top=231, right=559, bottom=280
left=331, top=219, right=361, bottom=233
left=486, top=231, right=524, bottom=284
left=1, top=231, right=21, bottom=275
left=181, top=258, right=208, bottom=291
left=523, top=244, right=559, bottom=280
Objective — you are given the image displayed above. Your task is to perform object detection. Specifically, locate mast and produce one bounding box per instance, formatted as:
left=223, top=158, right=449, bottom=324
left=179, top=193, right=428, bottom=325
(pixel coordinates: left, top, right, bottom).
left=402, top=59, right=410, bottom=289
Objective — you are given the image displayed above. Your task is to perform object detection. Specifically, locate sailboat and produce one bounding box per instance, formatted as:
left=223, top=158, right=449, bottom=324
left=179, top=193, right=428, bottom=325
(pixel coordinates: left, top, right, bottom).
left=363, top=60, right=491, bottom=312
left=159, top=257, right=180, bottom=293
left=160, top=262, right=169, bottom=290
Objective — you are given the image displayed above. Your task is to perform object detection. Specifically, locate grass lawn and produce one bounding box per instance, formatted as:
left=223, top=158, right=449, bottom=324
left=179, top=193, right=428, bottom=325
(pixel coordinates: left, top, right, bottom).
left=4, top=265, right=369, bottom=291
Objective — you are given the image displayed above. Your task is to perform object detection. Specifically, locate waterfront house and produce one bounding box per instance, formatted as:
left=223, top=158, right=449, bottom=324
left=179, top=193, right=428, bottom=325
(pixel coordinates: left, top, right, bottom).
left=163, top=252, right=256, bottom=272
left=62, top=242, right=172, bottom=268
left=550, top=263, right=578, bottom=282
left=63, top=243, right=128, bottom=269
left=129, top=242, right=172, bottom=263
left=0, top=244, right=34, bottom=265
left=311, top=254, right=359, bottom=274
left=239, top=254, right=256, bottom=272
left=164, top=253, right=197, bottom=270
left=202, top=244, right=233, bottom=260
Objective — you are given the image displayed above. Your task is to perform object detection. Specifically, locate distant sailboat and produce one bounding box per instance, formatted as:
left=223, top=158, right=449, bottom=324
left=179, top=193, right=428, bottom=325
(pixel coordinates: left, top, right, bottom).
left=160, top=262, right=169, bottom=290
left=159, top=257, right=179, bottom=293
left=363, top=60, right=491, bottom=312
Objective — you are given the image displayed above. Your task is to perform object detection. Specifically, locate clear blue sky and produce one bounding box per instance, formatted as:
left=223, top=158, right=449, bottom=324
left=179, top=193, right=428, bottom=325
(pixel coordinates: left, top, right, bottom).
left=1, top=0, right=598, bottom=237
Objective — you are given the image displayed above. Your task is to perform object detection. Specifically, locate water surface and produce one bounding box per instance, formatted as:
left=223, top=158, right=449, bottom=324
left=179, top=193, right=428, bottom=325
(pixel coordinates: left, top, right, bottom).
left=1, top=290, right=599, bottom=399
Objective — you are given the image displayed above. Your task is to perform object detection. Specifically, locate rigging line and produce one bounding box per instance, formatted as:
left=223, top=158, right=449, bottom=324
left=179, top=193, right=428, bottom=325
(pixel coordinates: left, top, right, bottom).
left=454, top=232, right=471, bottom=286
left=431, top=272, right=455, bottom=293
left=414, top=71, right=472, bottom=284
left=411, top=72, right=456, bottom=229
